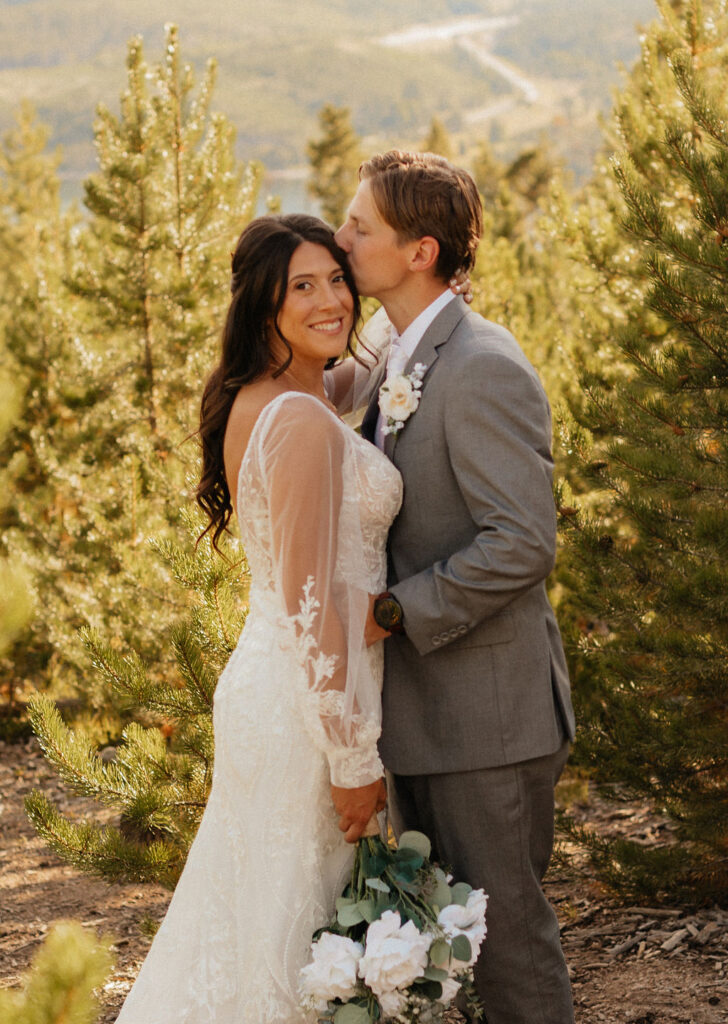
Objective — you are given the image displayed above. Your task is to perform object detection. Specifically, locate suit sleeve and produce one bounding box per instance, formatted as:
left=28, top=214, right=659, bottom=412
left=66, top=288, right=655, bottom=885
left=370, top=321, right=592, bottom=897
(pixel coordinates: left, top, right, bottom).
left=390, top=348, right=557, bottom=656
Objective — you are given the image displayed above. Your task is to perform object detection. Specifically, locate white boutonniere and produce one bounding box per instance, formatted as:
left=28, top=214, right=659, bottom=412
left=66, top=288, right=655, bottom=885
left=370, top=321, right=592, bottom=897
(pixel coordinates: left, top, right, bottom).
left=378, top=363, right=428, bottom=437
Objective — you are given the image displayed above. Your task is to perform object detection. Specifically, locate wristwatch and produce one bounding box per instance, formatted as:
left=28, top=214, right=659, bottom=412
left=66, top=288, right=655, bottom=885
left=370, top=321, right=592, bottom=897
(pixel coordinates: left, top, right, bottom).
left=372, top=592, right=405, bottom=634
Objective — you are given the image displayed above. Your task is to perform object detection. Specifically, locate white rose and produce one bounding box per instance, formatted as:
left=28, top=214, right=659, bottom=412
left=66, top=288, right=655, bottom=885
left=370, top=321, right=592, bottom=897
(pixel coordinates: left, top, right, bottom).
left=379, top=374, right=421, bottom=423
left=299, top=932, right=363, bottom=1010
left=437, top=889, right=488, bottom=966
left=358, top=910, right=432, bottom=995
left=378, top=988, right=409, bottom=1019
left=439, top=977, right=461, bottom=1005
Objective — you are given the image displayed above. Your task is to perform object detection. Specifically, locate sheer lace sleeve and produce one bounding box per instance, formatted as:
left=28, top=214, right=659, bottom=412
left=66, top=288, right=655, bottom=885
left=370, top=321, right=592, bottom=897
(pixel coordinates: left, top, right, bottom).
left=255, top=394, right=384, bottom=789
left=324, top=306, right=393, bottom=418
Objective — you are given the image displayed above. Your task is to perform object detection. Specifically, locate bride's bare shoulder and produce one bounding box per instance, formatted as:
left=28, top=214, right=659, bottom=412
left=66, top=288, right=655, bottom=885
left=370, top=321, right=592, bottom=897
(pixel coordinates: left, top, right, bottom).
left=223, top=380, right=288, bottom=490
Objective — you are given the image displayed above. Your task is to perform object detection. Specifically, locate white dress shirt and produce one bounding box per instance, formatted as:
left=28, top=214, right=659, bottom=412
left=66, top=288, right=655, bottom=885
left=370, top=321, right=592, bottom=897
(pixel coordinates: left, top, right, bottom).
left=375, top=289, right=456, bottom=450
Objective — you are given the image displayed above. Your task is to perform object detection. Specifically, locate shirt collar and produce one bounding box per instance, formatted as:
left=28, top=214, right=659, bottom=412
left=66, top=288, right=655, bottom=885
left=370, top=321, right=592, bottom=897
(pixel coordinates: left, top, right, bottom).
left=391, top=289, right=456, bottom=361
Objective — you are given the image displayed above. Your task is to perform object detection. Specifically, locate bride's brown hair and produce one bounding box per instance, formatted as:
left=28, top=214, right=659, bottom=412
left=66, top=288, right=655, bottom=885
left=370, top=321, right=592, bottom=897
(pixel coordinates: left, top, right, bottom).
left=196, top=214, right=361, bottom=550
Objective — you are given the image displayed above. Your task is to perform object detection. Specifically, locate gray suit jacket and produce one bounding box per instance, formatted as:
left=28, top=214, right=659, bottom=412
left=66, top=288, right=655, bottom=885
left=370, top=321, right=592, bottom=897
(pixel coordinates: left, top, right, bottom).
left=361, top=296, right=575, bottom=775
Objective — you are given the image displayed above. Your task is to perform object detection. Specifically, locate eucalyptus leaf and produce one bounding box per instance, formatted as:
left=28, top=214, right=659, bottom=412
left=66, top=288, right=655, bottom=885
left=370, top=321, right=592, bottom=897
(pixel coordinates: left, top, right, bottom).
left=336, top=896, right=356, bottom=910
left=424, top=965, right=449, bottom=982
left=365, top=877, right=391, bottom=893
left=413, top=978, right=443, bottom=1000
left=398, top=830, right=432, bottom=860
left=429, top=938, right=451, bottom=968
left=450, top=882, right=472, bottom=906
left=357, top=898, right=378, bottom=922
left=361, top=845, right=387, bottom=878
left=392, top=864, right=417, bottom=884
left=337, top=904, right=365, bottom=927
left=333, top=1004, right=371, bottom=1024
left=394, top=849, right=424, bottom=871
left=399, top=907, right=423, bottom=929
left=374, top=893, right=396, bottom=917
left=451, top=934, right=472, bottom=962
left=426, top=875, right=452, bottom=910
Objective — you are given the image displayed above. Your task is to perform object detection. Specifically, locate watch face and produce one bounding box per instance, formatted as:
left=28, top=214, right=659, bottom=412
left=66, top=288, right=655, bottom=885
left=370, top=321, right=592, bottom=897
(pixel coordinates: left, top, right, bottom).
left=375, top=597, right=402, bottom=630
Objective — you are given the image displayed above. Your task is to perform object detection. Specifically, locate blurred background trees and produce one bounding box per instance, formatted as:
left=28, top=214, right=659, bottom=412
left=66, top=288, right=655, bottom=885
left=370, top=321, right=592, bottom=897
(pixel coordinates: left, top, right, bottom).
left=1, top=26, right=260, bottom=738
left=554, top=0, right=728, bottom=900
left=2, top=1, right=727, bottom=904
left=307, top=103, right=362, bottom=227
left=0, top=923, right=112, bottom=1024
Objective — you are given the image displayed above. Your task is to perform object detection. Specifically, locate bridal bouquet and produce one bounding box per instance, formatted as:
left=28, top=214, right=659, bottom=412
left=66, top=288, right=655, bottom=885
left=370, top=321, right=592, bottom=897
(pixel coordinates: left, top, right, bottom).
left=299, top=828, right=487, bottom=1023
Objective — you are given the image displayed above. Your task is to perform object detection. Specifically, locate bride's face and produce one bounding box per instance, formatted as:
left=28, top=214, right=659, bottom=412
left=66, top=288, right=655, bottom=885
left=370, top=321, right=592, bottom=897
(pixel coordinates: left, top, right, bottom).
left=273, top=241, right=354, bottom=366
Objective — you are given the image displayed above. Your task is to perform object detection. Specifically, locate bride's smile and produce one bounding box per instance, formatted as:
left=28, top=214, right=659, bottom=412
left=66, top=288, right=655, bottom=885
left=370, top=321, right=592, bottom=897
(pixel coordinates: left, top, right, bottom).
left=273, top=240, right=354, bottom=370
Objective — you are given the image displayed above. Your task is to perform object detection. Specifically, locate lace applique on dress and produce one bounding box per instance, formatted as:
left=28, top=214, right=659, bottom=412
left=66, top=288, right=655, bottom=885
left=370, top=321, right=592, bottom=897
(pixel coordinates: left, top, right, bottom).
left=115, top=392, right=402, bottom=1024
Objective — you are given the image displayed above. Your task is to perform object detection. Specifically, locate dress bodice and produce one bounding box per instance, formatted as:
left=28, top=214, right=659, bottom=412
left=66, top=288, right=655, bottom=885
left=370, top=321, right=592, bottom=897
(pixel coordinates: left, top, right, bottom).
left=236, top=392, right=402, bottom=601
left=230, top=391, right=402, bottom=790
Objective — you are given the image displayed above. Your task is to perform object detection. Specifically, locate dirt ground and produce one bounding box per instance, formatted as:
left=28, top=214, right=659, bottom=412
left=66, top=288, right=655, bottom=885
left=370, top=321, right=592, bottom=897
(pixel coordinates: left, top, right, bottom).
left=1, top=737, right=727, bottom=1023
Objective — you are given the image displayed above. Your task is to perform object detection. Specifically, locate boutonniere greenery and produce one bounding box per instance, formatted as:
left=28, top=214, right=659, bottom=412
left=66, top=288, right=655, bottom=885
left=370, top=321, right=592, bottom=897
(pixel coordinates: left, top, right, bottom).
left=378, top=363, right=427, bottom=438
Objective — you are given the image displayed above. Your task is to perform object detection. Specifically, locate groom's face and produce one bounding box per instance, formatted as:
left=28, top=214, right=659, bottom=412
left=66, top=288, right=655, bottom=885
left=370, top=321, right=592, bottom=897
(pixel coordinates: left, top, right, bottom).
left=335, top=180, right=412, bottom=302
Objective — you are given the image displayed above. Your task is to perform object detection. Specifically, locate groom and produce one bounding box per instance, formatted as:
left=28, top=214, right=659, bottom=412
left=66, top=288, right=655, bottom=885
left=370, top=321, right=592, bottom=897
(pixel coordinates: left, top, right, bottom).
left=333, top=151, right=576, bottom=1024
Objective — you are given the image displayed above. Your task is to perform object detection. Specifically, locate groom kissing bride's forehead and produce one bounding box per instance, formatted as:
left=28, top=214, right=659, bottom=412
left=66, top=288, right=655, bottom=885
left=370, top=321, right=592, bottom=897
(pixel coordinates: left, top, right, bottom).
left=338, top=150, right=577, bottom=1024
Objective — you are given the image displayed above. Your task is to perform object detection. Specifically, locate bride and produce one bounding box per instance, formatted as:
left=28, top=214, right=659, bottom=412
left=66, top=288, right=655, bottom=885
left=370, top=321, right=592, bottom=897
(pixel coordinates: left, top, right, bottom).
left=114, top=214, right=402, bottom=1023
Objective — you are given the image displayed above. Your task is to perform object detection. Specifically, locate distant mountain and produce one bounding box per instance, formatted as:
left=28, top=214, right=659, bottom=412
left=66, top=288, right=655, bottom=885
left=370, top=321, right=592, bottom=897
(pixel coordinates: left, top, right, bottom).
left=0, top=0, right=657, bottom=204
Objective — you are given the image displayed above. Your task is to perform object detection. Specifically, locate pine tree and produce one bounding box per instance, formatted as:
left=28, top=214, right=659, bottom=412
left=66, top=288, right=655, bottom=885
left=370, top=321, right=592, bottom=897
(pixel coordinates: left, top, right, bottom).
left=0, top=370, right=33, bottom=662
left=26, top=519, right=246, bottom=888
left=471, top=137, right=559, bottom=241
left=2, top=28, right=260, bottom=725
left=466, top=137, right=580, bottom=421
left=421, top=116, right=453, bottom=160
left=471, top=139, right=503, bottom=207
left=0, top=922, right=112, bottom=1024
left=557, top=0, right=728, bottom=900
left=306, top=104, right=362, bottom=227
left=0, top=102, right=80, bottom=702
left=75, top=24, right=260, bottom=447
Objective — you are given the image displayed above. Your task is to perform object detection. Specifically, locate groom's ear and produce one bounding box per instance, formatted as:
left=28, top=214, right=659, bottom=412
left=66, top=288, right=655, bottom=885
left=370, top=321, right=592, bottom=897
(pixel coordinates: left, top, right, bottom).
left=408, top=235, right=440, bottom=275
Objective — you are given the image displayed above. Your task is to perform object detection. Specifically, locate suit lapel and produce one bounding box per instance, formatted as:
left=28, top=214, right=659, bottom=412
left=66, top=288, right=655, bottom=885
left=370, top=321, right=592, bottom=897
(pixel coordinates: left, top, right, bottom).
left=403, top=294, right=469, bottom=377
left=386, top=295, right=470, bottom=458
left=360, top=358, right=388, bottom=443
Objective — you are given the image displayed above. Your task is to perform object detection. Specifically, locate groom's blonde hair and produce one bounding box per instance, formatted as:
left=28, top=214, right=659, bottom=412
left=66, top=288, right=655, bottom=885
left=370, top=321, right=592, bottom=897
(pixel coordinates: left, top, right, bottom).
left=359, top=150, right=483, bottom=281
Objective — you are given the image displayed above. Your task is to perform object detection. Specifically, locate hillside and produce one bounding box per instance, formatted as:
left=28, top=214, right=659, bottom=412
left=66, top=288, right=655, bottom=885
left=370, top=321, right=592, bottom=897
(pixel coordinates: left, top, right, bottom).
left=0, top=0, right=657, bottom=204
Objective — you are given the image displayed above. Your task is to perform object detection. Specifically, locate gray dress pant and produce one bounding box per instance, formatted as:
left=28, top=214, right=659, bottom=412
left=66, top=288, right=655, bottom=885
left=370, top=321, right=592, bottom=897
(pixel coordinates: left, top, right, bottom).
left=387, top=741, right=574, bottom=1024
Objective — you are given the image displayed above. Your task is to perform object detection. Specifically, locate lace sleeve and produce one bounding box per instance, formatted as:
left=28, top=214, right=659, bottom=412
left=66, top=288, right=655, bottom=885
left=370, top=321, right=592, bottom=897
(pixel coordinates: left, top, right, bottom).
left=256, top=394, right=383, bottom=788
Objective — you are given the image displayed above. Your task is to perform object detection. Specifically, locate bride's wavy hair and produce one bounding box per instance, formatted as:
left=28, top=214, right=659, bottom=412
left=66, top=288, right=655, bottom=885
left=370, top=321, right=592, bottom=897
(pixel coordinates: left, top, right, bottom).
left=197, top=214, right=362, bottom=551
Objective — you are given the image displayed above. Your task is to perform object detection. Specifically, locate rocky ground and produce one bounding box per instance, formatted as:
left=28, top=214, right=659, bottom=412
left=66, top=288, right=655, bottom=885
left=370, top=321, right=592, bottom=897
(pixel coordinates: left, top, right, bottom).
left=1, top=737, right=727, bottom=1023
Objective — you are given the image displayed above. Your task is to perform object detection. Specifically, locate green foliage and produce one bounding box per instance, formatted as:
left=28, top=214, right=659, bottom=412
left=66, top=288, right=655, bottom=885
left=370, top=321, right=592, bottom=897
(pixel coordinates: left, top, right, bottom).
left=557, top=0, right=728, bottom=901
left=307, top=104, right=362, bottom=227
left=1, top=27, right=259, bottom=720
left=467, top=148, right=580, bottom=424
left=313, top=831, right=482, bottom=1022
left=0, top=101, right=78, bottom=696
left=26, top=520, right=246, bottom=887
left=420, top=117, right=453, bottom=160
left=0, top=371, right=34, bottom=661
left=0, top=921, right=112, bottom=1024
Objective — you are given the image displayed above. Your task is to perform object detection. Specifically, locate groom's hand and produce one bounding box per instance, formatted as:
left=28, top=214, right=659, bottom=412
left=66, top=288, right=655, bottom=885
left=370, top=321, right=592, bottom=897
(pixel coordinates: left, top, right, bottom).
left=331, top=778, right=387, bottom=843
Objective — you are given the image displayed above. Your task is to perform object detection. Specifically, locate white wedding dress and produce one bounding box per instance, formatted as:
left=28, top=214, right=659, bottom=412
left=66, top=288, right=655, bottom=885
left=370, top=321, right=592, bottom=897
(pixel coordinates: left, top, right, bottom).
left=116, top=392, right=402, bottom=1024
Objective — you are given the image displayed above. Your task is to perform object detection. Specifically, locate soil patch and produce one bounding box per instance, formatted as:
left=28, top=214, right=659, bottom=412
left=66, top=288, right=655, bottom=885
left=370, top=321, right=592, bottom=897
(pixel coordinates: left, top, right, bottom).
left=1, top=738, right=726, bottom=1023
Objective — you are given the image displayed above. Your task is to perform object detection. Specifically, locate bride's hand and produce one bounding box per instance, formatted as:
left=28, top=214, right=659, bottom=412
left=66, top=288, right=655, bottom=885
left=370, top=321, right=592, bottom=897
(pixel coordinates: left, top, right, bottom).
left=450, top=268, right=473, bottom=304
left=331, top=778, right=387, bottom=843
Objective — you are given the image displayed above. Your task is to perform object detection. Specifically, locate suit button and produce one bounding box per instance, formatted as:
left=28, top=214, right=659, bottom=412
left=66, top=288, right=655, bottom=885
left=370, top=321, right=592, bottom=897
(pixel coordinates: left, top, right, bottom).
left=432, top=636, right=442, bottom=647
left=458, top=625, right=467, bottom=635
left=448, top=628, right=458, bottom=639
